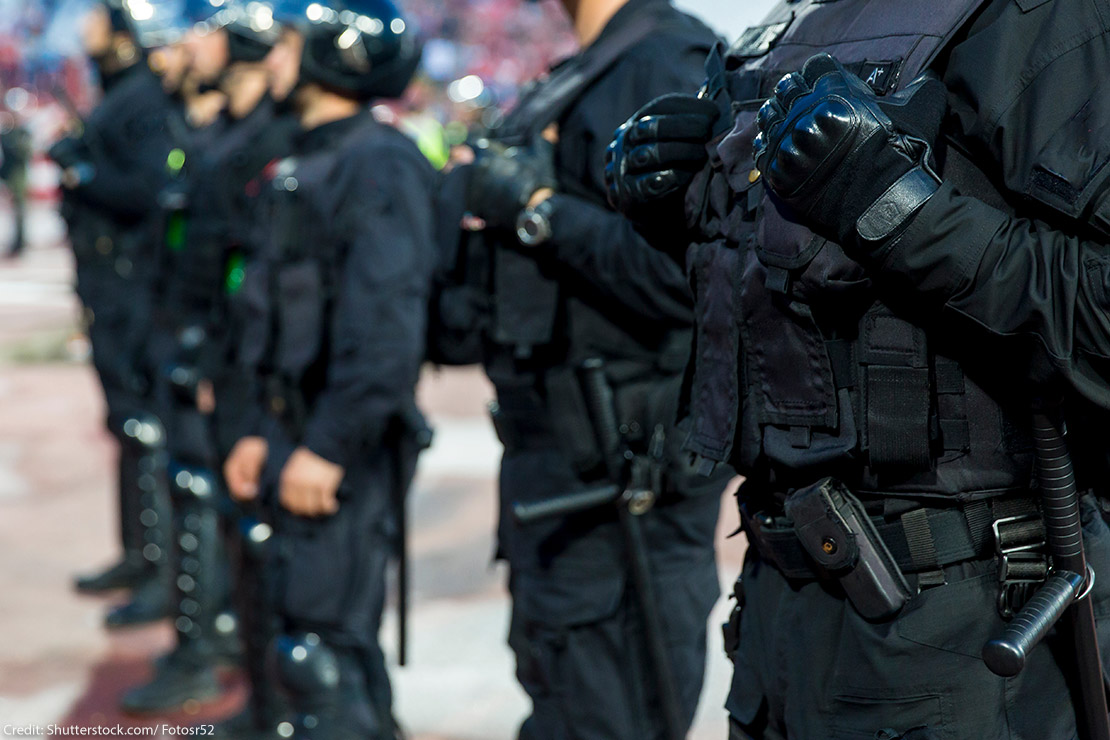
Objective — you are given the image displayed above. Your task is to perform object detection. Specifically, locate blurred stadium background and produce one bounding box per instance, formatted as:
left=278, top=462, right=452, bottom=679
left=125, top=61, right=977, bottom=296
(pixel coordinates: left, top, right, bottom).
left=0, top=0, right=773, bottom=737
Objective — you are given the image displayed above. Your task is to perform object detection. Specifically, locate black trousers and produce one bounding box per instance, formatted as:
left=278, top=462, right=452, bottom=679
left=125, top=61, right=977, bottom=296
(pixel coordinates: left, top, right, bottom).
left=500, top=448, right=722, bottom=740
left=261, top=424, right=396, bottom=729
left=727, top=496, right=1110, bottom=740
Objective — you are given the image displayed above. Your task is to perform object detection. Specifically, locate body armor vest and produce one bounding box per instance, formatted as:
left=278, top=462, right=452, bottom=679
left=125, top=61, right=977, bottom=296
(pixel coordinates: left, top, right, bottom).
left=238, top=124, right=374, bottom=433
left=685, top=0, right=1036, bottom=501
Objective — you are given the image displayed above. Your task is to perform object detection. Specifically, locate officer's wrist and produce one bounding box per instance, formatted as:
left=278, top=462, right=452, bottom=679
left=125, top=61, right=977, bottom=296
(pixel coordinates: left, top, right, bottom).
left=526, top=187, right=555, bottom=209
left=516, top=195, right=558, bottom=248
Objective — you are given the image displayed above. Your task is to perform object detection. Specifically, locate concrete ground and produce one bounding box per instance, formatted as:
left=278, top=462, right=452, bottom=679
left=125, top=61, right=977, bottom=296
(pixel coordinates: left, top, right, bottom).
left=0, top=202, right=747, bottom=739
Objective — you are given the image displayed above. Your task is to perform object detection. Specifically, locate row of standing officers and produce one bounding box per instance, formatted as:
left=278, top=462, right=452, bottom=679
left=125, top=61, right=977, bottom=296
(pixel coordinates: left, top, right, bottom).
left=52, top=0, right=1110, bottom=738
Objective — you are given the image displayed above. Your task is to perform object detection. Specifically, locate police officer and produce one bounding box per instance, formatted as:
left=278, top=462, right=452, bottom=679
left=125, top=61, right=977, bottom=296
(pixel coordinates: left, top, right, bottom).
left=607, top=0, right=1110, bottom=737
left=438, top=0, right=727, bottom=737
left=57, top=0, right=176, bottom=628
left=0, top=113, right=31, bottom=257
left=121, top=0, right=304, bottom=714
left=222, top=1, right=432, bottom=736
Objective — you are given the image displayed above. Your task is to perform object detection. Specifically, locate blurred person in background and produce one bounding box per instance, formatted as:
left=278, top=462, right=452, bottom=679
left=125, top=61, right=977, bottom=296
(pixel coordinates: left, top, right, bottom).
left=0, top=109, right=31, bottom=257
left=435, top=0, right=728, bottom=737
left=222, top=0, right=435, bottom=736
left=51, top=0, right=177, bottom=630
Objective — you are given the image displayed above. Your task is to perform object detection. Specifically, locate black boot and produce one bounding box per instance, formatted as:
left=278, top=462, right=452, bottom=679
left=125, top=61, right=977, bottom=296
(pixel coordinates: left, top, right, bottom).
left=76, top=442, right=153, bottom=593
left=106, top=416, right=174, bottom=628
left=74, top=554, right=149, bottom=593
left=104, top=575, right=171, bottom=628
left=274, top=633, right=397, bottom=740
left=120, top=645, right=222, bottom=714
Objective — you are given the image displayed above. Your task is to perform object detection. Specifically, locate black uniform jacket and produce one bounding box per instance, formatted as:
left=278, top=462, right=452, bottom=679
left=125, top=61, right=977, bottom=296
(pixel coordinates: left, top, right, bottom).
left=239, top=111, right=437, bottom=470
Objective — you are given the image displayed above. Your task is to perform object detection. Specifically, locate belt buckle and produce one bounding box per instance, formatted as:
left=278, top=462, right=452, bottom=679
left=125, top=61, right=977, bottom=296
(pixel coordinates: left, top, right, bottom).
left=993, top=513, right=1048, bottom=619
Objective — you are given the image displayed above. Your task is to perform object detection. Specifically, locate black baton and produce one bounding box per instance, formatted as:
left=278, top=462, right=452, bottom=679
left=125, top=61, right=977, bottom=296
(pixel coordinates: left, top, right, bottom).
left=982, top=409, right=1110, bottom=740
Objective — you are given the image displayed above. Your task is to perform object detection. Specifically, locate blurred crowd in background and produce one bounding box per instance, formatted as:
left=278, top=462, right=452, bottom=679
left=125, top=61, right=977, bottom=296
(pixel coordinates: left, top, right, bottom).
left=0, top=0, right=578, bottom=203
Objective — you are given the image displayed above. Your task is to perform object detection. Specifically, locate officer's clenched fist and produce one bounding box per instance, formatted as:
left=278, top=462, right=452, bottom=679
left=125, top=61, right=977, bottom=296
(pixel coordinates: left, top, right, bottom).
left=754, top=53, right=944, bottom=252
left=605, top=93, right=718, bottom=225
left=279, top=446, right=345, bottom=518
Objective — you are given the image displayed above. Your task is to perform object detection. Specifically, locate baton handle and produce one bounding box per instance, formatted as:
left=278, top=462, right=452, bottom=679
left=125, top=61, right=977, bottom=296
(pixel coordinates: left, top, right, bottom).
left=983, top=569, right=1083, bottom=677
left=512, top=484, right=622, bottom=524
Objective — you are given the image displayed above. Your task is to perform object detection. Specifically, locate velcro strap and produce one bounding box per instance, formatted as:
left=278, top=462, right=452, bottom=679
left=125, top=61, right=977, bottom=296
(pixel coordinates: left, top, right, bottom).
left=856, top=166, right=940, bottom=242
left=867, top=366, right=932, bottom=468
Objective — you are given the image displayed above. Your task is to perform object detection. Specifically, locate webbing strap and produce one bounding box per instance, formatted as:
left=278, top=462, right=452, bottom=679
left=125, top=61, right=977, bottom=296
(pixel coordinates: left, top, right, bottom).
left=860, top=308, right=932, bottom=469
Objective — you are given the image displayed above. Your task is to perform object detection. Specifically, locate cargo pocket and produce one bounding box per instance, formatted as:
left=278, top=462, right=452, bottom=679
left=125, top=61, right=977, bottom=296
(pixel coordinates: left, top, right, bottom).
left=725, top=563, right=769, bottom=727
left=828, top=694, right=945, bottom=740
left=825, top=575, right=1003, bottom=739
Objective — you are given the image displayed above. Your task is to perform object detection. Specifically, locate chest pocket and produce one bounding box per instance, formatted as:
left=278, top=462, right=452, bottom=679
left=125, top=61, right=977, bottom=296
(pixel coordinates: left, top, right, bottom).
left=274, top=259, right=327, bottom=379
left=238, top=260, right=271, bottom=370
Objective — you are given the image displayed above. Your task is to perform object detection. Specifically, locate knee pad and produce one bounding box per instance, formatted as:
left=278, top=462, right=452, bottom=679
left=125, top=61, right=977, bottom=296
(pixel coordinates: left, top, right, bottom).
left=274, top=632, right=341, bottom=697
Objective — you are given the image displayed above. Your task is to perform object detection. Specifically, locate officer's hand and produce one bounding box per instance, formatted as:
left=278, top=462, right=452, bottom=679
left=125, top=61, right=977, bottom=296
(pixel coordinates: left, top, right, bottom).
left=225, top=436, right=268, bottom=501
left=753, top=54, right=945, bottom=251
left=279, top=446, right=344, bottom=518
left=604, top=93, right=719, bottom=223
left=465, top=139, right=556, bottom=229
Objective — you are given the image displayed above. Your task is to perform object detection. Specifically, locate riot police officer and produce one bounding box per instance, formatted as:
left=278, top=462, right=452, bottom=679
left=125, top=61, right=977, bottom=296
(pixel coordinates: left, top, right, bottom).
left=222, top=1, right=433, bottom=736
left=607, top=0, right=1110, bottom=737
left=57, top=0, right=177, bottom=629
left=437, top=0, right=728, bottom=737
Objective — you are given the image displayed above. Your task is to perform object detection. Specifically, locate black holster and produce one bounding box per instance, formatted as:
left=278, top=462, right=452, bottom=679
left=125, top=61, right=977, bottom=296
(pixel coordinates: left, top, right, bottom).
left=783, top=478, right=913, bottom=621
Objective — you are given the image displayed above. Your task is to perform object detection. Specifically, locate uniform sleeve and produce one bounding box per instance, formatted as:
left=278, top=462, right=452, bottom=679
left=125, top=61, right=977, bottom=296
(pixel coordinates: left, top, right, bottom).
left=302, top=145, right=434, bottom=467
left=545, top=192, right=693, bottom=324
left=872, top=185, right=1110, bottom=407
left=864, top=0, right=1110, bottom=407
left=76, top=95, right=172, bottom=217
left=541, top=41, right=711, bottom=324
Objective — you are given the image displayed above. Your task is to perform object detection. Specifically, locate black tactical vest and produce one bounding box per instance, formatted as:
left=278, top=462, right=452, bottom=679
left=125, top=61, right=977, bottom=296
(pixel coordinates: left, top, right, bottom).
left=684, top=0, right=1037, bottom=501
left=238, top=123, right=374, bottom=429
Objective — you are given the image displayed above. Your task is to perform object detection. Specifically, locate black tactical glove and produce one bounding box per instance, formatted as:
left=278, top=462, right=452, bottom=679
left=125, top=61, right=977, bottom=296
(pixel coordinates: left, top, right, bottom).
left=466, top=139, right=555, bottom=229
left=753, top=53, right=946, bottom=254
left=604, top=93, right=719, bottom=225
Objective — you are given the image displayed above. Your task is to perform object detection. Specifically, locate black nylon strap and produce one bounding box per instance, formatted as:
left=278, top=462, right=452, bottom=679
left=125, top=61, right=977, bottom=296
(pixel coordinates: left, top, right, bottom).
left=860, top=309, right=932, bottom=469
left=900, top=508, right=940, bottom=572
left=745, top=497, right=1038, bottom=581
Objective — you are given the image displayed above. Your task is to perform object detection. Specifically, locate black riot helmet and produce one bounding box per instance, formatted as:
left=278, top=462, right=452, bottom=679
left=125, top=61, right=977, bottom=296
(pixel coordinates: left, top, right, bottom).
left=98, top=0, right=209, bottom=49
left=206, top=0, right=309, bottom=62
left=296, top=0, right=421, bottom=100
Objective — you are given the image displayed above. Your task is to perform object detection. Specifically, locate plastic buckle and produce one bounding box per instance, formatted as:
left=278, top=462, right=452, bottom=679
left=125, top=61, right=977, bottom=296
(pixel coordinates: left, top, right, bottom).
left=993, top=514, right=1048, bottom=619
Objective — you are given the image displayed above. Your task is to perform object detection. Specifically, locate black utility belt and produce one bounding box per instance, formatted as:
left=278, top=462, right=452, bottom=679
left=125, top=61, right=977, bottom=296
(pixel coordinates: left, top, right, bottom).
left=742, top=480, right=1044, bottom=621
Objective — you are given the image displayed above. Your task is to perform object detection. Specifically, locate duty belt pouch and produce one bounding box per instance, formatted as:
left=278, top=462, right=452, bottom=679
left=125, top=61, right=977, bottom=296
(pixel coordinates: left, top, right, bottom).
left=784, top=478, right=912, bottom=621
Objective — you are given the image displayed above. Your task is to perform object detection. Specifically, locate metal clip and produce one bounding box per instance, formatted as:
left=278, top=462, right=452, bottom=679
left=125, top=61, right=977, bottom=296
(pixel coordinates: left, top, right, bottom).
left=993, top=513, right=1049, bottom=619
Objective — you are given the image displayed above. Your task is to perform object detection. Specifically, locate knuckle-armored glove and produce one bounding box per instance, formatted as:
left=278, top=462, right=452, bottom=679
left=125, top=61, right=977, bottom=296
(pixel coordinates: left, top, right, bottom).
left=605, top=93, right=719, bottom=225
left=465, top=139, right=556, bottom=229
left=753, top=53, right=945, bottom=254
